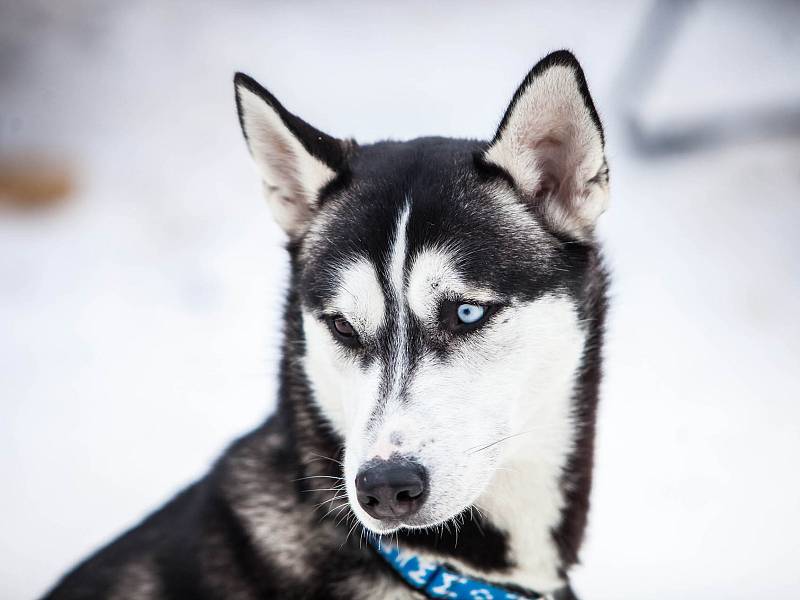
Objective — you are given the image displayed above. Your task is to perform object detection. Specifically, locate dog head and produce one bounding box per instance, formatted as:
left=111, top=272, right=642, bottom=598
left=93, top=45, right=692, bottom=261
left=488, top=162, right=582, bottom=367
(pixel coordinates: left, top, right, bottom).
left=235, top=51, right=607, bottom=534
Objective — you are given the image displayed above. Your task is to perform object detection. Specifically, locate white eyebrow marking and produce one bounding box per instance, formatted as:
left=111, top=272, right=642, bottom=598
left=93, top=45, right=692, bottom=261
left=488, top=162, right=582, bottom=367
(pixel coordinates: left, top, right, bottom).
left=331, top=258, right=386, bottom=336
left=408, top=247, right=503, bottom=324
left=386, top=200, right=411, bottom=399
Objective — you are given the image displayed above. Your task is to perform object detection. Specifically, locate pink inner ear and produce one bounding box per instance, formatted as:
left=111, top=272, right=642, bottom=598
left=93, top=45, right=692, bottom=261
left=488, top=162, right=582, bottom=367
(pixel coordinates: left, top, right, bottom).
left=260, top=128, right=307, bottom=204
left=531, top=133, right=583, bottom=209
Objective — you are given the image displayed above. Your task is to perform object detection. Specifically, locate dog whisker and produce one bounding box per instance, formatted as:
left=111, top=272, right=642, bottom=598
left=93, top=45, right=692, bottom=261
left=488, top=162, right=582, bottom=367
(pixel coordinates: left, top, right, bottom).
left=344, top=517, right=361, bottom=547
left=307, top=452, right=344, bottom=467
left=465, top=430, right=536, bottom=455
left=313, top=492, right=347, bottom=510
left=300, top=486, right=345, bottom=493
left=320, top=501, right=349, bottom=521
left=335, top=508, right=353, bottom=528
left=292, top=475, right=344, bottom=482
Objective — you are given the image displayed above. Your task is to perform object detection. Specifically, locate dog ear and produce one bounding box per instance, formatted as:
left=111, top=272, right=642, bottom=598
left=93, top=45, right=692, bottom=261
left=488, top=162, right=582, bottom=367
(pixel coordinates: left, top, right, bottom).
left=484, top=50, right=608, bottom=239
left=234, top=73, right=351, bottom=238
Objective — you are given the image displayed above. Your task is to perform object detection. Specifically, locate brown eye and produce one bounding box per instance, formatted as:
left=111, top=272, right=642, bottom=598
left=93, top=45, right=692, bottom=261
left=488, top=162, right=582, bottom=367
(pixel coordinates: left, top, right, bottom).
left=333, top=317, right=355, bottom=337
left=327, top=316, right=360, bottom=348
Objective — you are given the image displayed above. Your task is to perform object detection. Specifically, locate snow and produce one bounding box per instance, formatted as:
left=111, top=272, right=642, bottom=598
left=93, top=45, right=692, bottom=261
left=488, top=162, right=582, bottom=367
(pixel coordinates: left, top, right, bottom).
left=1, top=1, right=798, bottom=598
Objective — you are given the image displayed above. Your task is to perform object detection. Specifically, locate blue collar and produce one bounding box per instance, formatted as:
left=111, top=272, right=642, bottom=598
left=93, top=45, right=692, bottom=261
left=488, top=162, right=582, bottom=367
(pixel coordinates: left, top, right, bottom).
left=370, top=537, right=551, bottom=599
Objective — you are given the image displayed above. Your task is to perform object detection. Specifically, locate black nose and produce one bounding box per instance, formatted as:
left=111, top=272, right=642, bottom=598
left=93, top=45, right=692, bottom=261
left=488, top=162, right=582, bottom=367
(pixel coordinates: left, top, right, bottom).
left=355, top=459, right=427, bottom=519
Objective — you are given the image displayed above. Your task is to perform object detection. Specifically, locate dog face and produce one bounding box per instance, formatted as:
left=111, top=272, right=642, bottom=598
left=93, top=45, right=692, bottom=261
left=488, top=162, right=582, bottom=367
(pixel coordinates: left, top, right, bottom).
left=235, top=51, right=607, bottom=534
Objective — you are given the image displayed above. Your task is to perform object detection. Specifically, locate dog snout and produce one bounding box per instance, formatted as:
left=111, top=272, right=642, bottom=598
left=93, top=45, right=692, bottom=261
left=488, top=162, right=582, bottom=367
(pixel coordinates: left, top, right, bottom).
left=355, top=459, right=426, bottom=520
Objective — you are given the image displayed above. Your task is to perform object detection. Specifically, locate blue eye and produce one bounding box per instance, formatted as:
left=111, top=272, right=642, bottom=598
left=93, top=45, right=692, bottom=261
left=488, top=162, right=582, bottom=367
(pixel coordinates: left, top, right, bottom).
left=456, top=303, right=485, bottom=324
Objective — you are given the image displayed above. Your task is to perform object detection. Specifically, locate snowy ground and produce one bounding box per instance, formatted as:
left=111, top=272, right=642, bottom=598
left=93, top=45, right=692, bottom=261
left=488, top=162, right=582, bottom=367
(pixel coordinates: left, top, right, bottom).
left=1, top=1, right=799, bottom=598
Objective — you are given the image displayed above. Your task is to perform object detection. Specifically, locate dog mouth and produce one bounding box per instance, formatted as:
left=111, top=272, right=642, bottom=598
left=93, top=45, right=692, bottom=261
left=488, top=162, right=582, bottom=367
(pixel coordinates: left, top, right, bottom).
left=350, top=497, right=441, bottom=534
left=358, top=513, right=426, bottom=534
left=354, top=502, right=480, bottom=536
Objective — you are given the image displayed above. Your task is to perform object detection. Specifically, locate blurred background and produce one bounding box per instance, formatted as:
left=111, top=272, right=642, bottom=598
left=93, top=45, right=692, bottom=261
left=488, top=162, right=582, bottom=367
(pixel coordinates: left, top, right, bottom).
left=1, top=1, right=798, bottom=598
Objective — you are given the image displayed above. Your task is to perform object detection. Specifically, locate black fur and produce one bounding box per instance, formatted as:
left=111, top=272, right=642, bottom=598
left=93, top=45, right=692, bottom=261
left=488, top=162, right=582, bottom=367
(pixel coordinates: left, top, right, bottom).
left=44, top=50, right=607, bottom=599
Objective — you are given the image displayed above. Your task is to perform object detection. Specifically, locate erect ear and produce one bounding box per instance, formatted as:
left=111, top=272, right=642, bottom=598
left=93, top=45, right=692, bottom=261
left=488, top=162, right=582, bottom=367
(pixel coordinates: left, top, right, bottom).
left=484, top=50, right=608, bottom=239
left=234, top=73, right=352, bottom=238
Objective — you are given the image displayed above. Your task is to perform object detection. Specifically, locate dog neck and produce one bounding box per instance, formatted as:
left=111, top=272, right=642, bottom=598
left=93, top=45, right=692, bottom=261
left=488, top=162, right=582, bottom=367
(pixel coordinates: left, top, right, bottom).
left=475, top=451, right=572, bottom=591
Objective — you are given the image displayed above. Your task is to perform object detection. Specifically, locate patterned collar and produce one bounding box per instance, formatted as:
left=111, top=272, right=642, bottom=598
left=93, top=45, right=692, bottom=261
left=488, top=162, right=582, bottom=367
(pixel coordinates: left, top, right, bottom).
left=370, top=538, right=556, bottom=600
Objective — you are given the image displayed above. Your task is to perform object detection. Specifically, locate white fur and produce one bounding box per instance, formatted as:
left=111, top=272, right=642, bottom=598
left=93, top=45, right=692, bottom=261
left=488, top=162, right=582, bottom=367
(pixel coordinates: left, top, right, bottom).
left=385, top=202, right=412, bottom=402
left=237, top=86, right=335, bottom=236
left=484, top=64, right=607, bottom=238
left=303, top=310, right=383, bottom=438
left=330, top=258, right=386, bottom=337
left=302, top=258, right=387, bottom=435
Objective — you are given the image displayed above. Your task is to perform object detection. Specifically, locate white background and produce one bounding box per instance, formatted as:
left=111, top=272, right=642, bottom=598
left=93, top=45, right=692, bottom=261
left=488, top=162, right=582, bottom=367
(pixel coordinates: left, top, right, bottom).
left=1, top=1, right=799, bottom=598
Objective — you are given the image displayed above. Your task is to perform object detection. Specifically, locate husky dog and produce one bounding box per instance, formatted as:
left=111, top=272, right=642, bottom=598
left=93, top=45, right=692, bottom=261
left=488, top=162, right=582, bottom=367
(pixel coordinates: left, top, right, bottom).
left=45, top=50, right=609, bottom=599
